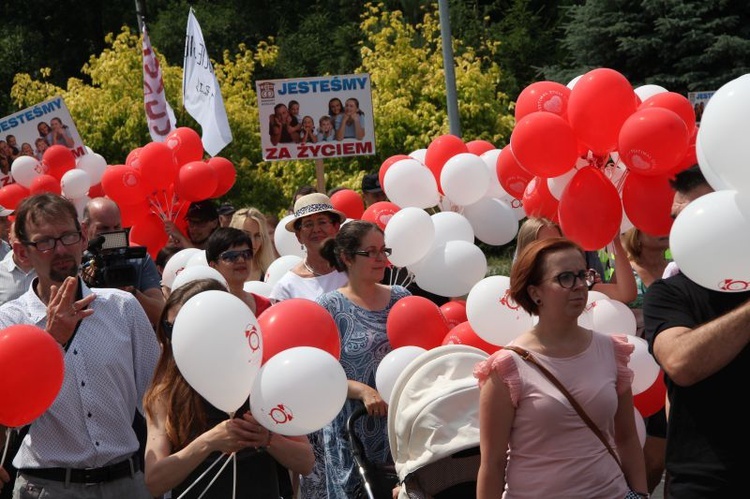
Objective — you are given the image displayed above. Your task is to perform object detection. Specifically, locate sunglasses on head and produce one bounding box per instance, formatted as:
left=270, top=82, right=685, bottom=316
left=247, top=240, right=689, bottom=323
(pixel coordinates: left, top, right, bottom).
left=219, top=248, right=252, bottom=263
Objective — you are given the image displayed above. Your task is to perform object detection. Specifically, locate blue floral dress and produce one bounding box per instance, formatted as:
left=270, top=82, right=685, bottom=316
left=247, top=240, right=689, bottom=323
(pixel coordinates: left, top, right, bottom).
left=300, top=285, right=410, bottom=499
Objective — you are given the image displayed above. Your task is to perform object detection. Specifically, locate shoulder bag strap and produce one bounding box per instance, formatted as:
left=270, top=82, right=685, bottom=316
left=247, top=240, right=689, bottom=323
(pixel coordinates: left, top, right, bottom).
left=504, top=345, right=624, bottom=472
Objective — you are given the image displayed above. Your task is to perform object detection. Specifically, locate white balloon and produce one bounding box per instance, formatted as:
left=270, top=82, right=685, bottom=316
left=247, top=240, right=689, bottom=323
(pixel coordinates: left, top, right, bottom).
left=566, top=75, right=583, bottom=89
left=172, top=290, right=263, bottom=413
left=274, top=214, right=307, bottom=258
left=670, top=190, right=750, bottom=292
left=412, top=241, right=487, bottom=297
left=634, top=84, right=668, bottom=102
left=162, top=248, right=203, bottom=289
left=244, top=280, right=273, bottom=298
left=10, top=155, right=42, bottom=188
left=462, top=197, right=518, bottom=246
left=72, top=196, right=91, bottom=222
left=695, top=136, right=731, bottom=191
left=626, top=335, right=660, bottom=395
left=408, top=148, right=427, bottom=164
left=480, top=148, right=504, bottom=198
left=186, top=250, right=208, bottom=268
left=466, top=275, right=533, bottom=345
left=376, top=346, right=426, bottom=405
left=440, top=153, right=490, bottom=206
left=76, top=153, right=108, bottom=184
left=61, top=169, right=92, bottom=200
left=171, top=265, right=228, bottom=292
left=588, top=298, right=637, bottom=336
left=250, top=347, right=348, bottom=436
left=384, top=207, right=435, bottom=268
left=383, top=158, right=440, bottom=209
left=264, top=255, right=303, bottom=289
left=586, top=290, right=610, bottom=305
left=430, top=211, right=474, bottom=246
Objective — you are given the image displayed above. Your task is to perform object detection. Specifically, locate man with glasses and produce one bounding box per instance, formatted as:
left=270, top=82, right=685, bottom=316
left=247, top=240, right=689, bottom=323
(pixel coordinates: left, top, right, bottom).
left=0, top=193, right=159, bottom=499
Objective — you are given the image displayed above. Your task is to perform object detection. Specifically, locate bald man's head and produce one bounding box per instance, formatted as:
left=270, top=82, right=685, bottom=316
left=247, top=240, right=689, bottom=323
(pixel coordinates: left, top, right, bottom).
left=82, top=197, right=122, bottom=239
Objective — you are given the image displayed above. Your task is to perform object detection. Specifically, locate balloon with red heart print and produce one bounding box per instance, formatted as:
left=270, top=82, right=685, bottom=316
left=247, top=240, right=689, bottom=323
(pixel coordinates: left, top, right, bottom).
left=166, top=127, right=204, bottom=166
left=496, top=147, right=533, bottom=200
left=362, top=201, right=400, bottom=231
left=515, top=80, right=571, bottom=122
left=618, top=107, right=690, bottom=177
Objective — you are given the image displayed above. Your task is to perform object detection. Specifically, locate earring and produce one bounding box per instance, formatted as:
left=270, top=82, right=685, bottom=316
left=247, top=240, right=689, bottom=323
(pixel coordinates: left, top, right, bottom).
left=535, top=299, right=542, bottom=305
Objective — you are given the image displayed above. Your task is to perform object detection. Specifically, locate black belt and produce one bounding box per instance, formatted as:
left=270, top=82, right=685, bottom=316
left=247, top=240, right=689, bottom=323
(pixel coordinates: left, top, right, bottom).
left=20, top=456, right=139, bottom=484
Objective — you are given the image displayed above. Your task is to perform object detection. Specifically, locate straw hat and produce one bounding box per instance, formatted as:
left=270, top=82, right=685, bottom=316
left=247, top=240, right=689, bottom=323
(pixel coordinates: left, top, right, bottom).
left=285, top=193, right=347, bottom=232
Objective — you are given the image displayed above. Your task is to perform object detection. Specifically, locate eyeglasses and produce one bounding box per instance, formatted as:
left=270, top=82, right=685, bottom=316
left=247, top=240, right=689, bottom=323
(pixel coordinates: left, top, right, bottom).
left=353, top=247, right=392, bottom=259
left=300, top=219, right=333, bottom=231
left=219, top=249, right=252, bottom=263
left=550, top=270, right=597, bottom=289
left=161, top=319, right=174, bottom=339
left=23, top=231, right=82, bottom=252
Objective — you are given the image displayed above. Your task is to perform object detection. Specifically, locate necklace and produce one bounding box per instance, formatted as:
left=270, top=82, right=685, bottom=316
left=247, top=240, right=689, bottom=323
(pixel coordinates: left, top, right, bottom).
left=303, top=259, right=326, bottom=277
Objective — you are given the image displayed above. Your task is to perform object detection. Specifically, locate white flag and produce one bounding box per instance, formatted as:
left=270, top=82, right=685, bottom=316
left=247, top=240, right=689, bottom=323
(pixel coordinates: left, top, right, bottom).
left=183, top=8, right=233, bottom=156
left=142, top=26, right=177, bottom=142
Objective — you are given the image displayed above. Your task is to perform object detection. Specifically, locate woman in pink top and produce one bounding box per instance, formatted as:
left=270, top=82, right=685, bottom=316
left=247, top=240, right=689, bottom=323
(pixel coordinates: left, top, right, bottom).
left=475, top=238, right=648, bottom=498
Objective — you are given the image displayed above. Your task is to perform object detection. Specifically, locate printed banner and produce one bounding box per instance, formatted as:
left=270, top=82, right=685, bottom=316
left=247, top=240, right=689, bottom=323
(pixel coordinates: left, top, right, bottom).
left=142, top=25, right=176, bottom=142
left=0, top=96, right=85, bottom=187
left=256, top=74, right=376, bottom=161
left=687, top=90, right=715, bottom=124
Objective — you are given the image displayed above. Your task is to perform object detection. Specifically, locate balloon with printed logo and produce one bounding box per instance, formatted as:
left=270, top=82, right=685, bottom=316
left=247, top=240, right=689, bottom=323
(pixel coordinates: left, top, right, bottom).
left=171, top=266, right=228, bottom=293
left=639, top=91, right=696, bottom=136
left=126, top=147, right=143, bottom=168
left=11, top=155, right=43, bottom=188
left=496, top=147, right=533, bottom=200
left=442, top=321, right=501, bottom=355
left=424, top=134, right=468, bottom=192
left=28, top=175, right=60, bottom=196
left=175, top=161, right=218, bottom=202
left=361, top=201, right=400, bottom=231
left=207, top=156, right=236, bottom=198
left=511, top=112, right=579, bottom=178
left=76, top=152, right=108, bottom=186
left=60, top=169, right=92, bottom=200
left=522, top=176, right=559, bottom=221
left=166, top=127, right=204, bottom=166
left=386, top=295, right=451, bottom=350
left=137, top=141, right=178, bottom=191
left=382, top=158, right=440, bottom=209
left=0, top=325, right=65, bottom=427
left=379, top=154, right=410, bottom=189
left=101, top=164, right=150, bottom=206
left=558, top=167, right=622, bottom=250
left=466, top=275, right=533, bottom=345
left=161, top=248, right=203, bottom=289
left=621, top=173, right=673, bottom=236
left=330, top=189, right=364, bottom=220
left=130, top=212, right=169, bottom=260
left=439, top=300, right=467, bottom=329
left=466, top=140, right=495, bottom=156
left=515, top=80, right=571, bottom=121
left=440, top=153, right=490, bottom=206
left=567, top=68, right=638, bottom=155
left=462, top=197, right=518, bottom=246
left=618, top=107, right=690, bottom=177
left=42, top=145, right=76, bottom=180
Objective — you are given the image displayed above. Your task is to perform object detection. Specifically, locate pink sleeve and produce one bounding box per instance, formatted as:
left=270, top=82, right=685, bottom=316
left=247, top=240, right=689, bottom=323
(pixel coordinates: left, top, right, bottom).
left=610, top=334, right=635, bottom=395
left=473, top=348, right=521, bottom=407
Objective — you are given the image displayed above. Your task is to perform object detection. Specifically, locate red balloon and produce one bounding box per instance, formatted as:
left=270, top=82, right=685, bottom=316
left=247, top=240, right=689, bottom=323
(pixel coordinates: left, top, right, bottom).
left=496, top=147, right=534, bottom=200
left=522, top=176, right=559, bottom=221
left=120, top=200, right=150, bottom=228
left=633, top=371, right=666, bottom=417
left=42, top=145, right=76, bottom=180
left=175, top=161, right=218, bottom=202
left=442, top=321, right=501, bottom=355
left=29, top=174, right=61, bottom=195
left=621, top=172, right=674, bottom=236
left=424, top=134, right=468, bottom=192
left=130, top=212, right=168, bottom=260
left=258, top=299, right=341, bottom=364
left=138, top=141, right=177, bottom=191
left=466, top=140, right=496, bottom=156
left=88, top=183, right=106, bottom=198
left=0, top=325, right=65, bottom=427
left=379, top=154, right=411, bottom=189
left=639, top=91, right=696, bottom=135
left=558, top=167, right=622, bottom=250
left=568, top=68, right=638, bottom=155
left=618, top=108, right=690, bottom=177
left=386, top=295, right=450, bottom=350
left=510, top=112, right=578, bottom=178
left=101, top=164, right=150, bottom=205
left=207, top=156, right=236, bottom=198
left=0, top=183, right=30, bottom=209
left=515, top=80, right=571, bottom=122
left=166, top=127, right=204, bottom=166
left=439, top=300, right=467, bottom=329
left=669, top=126, right=698, bottom=176
left=331, top=189, right=364, bottom=220
left=126, top=147, right=143, bottom=167
left=362, top=201, right=400, bottom=230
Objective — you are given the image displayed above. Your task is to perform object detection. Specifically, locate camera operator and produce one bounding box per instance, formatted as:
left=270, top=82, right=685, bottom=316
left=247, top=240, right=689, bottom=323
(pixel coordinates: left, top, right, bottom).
left=81, top=197, right=165, bottom=326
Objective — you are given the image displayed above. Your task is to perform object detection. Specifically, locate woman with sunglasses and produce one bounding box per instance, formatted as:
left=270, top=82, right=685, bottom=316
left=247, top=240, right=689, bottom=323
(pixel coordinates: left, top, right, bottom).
left=475, top=238, right=647, bottom=498
left=143, top=279, right=314, bottom=498
left=299, top=220, right=410, bottom=499
left=205, top=227, right=272, bottom=317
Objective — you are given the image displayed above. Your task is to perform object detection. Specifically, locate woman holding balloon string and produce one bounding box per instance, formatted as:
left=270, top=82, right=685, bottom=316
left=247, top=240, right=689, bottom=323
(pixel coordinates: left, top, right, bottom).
left=143, top=278, right=314, bottom=498
left=300, top=220, right=410, bottom=499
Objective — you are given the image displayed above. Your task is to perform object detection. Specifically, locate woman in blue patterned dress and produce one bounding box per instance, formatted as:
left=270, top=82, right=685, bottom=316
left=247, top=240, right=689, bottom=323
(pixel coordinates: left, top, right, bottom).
left=301, top=220, right=410, bottom=498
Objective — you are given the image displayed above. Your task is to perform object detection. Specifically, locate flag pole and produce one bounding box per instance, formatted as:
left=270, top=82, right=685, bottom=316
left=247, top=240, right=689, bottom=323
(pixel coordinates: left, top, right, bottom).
left=134, top=0, right=146, bottom=32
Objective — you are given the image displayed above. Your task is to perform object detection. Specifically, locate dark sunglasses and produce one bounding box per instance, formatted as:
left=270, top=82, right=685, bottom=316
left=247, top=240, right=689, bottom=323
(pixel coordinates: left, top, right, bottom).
left=219, top=249, right=252, bottom=263
left=550, top=269, right=597, bottom=289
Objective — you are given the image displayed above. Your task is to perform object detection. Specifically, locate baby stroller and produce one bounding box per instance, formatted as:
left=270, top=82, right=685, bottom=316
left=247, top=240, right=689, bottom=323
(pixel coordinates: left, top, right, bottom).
left=347, top=402, right=400, bottom=499
left=387, top=345, right=488, bottom=499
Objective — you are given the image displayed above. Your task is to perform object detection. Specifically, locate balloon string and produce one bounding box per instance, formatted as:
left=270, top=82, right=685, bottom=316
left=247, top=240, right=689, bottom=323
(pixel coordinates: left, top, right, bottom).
left=232, top=453, right=237, bottom=499
left=174, top=452, right=230, bottom=499
left=196, top=451, right=235, bottom=499
left=1, top=428, right=11, bottom=468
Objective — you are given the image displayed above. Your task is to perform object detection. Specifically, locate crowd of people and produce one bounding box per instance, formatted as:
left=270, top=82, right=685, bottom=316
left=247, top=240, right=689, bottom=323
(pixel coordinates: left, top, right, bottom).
left=268, top=97, right=366, bottom=145
left=0, top=163, right=746, bottom=499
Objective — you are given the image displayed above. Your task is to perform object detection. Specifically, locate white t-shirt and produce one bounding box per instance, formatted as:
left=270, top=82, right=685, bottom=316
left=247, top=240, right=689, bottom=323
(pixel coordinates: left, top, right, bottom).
left=270, top=270, right=348, bottom=302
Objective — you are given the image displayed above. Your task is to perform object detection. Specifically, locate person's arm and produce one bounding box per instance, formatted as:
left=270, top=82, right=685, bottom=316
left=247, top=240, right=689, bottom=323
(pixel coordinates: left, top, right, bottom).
left=163, top=220, right=193, bottom=249
left=353, top=113, right=365, bottom=140
left=652, top=298, right=750, bottom=386
left=348, top=380, right=387, bottom=417
left=477, top=371, right=512, bottom=499
left=264, top=430, right=314, bottom=476
left=613, top=388, right=648, bottom=495
left=335, top=117, right=346, bottom=141
left=592, top=237, right=637, bottom=304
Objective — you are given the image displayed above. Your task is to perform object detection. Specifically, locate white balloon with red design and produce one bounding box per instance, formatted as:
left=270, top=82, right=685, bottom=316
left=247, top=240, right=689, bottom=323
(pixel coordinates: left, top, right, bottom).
left=162, top=248, right=203, bottom=289
left=10, top=155, right=43, bottom=188
left=466, top=275, right=533, bottom=345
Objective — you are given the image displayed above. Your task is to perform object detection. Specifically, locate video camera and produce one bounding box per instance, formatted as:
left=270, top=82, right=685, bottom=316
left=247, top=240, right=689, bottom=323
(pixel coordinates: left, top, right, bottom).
left=83, top=229, right=147, bottom=288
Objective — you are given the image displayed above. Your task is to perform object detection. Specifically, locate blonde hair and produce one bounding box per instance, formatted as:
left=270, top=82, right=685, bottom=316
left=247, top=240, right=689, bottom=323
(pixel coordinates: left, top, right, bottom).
left=229, top=207, right=276, bottom=273
left=515, top=217, right=561, bottom=257
left=620, top=227, right=642, bottom=262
